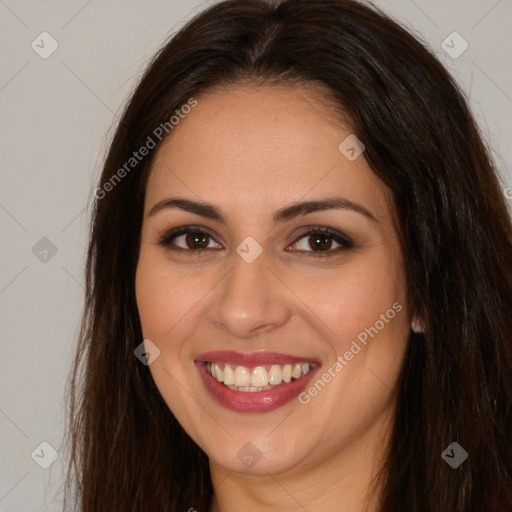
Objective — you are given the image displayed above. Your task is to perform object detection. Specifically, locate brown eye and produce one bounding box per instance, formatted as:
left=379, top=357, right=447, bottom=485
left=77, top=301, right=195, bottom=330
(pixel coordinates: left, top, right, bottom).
left=185, top=232, right=210, bottom=249
left=308, top=234, right=333, bottom=252
left=157, top=227, right=222, bottom=251
left=289, top=227, right=353, bottom=257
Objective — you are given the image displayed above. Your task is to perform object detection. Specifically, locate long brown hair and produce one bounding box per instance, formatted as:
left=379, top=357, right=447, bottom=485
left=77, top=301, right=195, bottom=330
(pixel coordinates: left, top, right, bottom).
left=63, top=1, right=512, bottom=510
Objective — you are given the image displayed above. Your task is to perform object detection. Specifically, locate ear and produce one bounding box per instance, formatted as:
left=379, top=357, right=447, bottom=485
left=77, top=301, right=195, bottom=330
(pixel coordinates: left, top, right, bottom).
left=411, top=317, right=424, bottom=334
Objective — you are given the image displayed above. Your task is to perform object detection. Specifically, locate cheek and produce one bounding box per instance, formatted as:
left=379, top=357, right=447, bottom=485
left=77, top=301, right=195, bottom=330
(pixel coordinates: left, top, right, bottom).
left=135, top=238, right=200, bottom=322
left=293, top=263, right=408, bottom=438
left=135, top=250, right=192, bottom=341
left=135, top=249, right=222, bottom=366
left=284, top=257, right=407, bottom=355
left=135, top=252, right=203, bottom=416
left=135, top=261, right=169, bottom=339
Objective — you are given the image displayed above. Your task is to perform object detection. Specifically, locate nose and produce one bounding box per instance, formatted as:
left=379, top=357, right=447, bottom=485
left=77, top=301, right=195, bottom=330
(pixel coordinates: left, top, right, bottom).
left=209, top=251, right=291, bottom=339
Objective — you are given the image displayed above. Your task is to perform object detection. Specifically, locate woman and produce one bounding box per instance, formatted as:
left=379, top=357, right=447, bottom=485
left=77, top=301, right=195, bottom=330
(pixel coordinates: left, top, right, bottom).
left=63, top=0, right=512, bottom=510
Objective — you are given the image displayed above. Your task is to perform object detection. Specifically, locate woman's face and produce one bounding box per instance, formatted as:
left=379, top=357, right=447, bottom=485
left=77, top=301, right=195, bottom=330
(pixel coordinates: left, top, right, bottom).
left=136, top=85, right=411, bottom=477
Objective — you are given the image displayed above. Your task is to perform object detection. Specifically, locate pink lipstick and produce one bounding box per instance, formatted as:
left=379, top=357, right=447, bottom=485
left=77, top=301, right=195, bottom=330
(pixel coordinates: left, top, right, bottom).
left=195, top=351, right=320, bottom=413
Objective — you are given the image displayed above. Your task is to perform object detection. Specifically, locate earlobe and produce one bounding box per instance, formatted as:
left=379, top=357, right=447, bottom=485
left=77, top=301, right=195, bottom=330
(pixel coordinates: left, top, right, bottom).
left=411, top=317, right=424, bottom=333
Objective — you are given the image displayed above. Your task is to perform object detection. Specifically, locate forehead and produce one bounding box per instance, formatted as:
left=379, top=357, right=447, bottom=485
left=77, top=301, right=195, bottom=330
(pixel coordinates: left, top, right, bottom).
left=145, top=84, right=392, bottom=220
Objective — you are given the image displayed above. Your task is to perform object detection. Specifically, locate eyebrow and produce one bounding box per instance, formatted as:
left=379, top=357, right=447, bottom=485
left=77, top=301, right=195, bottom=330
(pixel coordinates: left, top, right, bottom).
left=148, top=197, right=378, bottom=225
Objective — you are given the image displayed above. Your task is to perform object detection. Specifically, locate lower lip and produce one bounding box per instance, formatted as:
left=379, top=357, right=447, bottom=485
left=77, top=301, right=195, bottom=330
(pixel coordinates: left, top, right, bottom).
left=195, top=361, right=320, bottom=413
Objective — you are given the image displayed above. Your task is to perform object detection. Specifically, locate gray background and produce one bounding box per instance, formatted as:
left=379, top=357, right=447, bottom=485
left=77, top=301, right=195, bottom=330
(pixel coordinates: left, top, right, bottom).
left=1, top=1, right=511, bottom=510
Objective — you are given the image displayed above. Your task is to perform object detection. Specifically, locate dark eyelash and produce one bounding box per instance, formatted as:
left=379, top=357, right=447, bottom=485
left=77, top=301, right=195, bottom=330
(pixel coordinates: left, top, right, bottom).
left=293, top=227, right=354, bottom=257
left=156, top=225, right=354, bottom=256
left=156, top=225, right=215, bottom=250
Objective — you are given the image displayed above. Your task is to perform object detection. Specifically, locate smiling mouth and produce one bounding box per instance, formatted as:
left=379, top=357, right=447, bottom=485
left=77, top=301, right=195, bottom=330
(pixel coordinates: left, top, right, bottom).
left=205, top=361, right=314, bottom=392
left=195, top=351, right=321, bottom=412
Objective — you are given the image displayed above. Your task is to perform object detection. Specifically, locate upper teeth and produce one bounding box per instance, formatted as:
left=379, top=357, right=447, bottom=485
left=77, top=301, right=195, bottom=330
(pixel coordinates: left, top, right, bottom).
left=206, top=362, right=312, bottom=390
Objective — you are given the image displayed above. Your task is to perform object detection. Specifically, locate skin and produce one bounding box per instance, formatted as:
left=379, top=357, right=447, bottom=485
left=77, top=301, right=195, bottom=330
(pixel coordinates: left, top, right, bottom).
left=135, top=84, right=412, bottom=511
